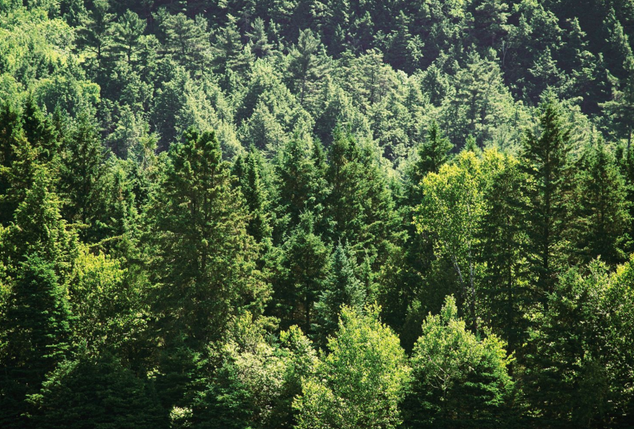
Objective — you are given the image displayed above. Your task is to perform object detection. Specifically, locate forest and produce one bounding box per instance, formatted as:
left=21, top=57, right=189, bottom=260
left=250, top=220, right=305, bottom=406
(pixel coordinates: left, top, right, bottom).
left=1, top=0, right=634, bottom=427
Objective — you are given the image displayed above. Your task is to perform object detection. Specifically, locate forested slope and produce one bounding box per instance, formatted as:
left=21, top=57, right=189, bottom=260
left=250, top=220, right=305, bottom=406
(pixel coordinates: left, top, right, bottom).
left=1, top=0, right=634, bottom=428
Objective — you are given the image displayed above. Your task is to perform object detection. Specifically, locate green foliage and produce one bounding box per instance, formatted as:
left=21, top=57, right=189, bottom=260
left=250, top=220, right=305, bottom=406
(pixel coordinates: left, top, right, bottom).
left=571, top=139, right=631, bottom=265
left=520, top=98, right=574, bottom=303
left=2, top=2, right=634, bottom=427
left=273, top=211, right=330, bottom=332
left=149, top=128, right=267, bottom=348
left=191, top=316, right=317, bottom=429
left=415, top=151, right=486, bottom=328
left=314, top=243, right=365, bottom=345
left=28, top=354, right=169, bottom=429
left=523, top=261, right=634, bottom=427
left=0, top=254, right=73, bottom=428
left=403, top=296, right=514, bottom=429
left=294, top=305, right=410, bottom=429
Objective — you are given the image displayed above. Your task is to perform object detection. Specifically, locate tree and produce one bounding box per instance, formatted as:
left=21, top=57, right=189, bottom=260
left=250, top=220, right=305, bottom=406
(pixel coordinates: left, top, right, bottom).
left=403, top=296, right=514, bottom=429
left=58, top=113, right=110, bottom=243
left=572, top=139, right=630, bottom=265
left=477, top=150, right=529, bottom=351
left=76, top=0, right=115, bottom=76
left=0, top=102, right=39, bottom=227
left=326, top=130, right=400, bottom=272
left=520, top=99, right=573, bottom=305
left=407, top=120, right=453, bottom=201
left=601, top=55, right=634, bottom=149
left=190, top=316, right=318, bottom=429
left=247, top=17, right=274, bottom=59
left=1, top=168, right=78, bottom=274
left=274, top=138, right=327, bottom=233
left=294, top=305, right=410, bottom=429
left=233, top=149, right=273, bottom=243
left=273, top=211, right=330, bottom=332
left=28, top=354, right=169, bottom=429
left=159, top=11, right=211, bottom=72
left=415, top=151, right=485, bottom=329
left=113, top=9, right=147, bottom=65
left=149, top=128, right=267, bottom=350
left=314, top=243, right=365, bottom=345
left=0, top=255, right=73, bottom=429
left=523, top=261, right=627, bottom=427
left=287, top=29, right=331, bottom=111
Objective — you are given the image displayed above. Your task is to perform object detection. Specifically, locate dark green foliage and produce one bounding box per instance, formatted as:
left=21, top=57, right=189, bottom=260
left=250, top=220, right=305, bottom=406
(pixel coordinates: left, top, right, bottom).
left=29, top=354, right=169, bottom=429
left=326, top=130, right=400, bottom=271
left=233, top=149, right=272, bottom=242
left=520, top=99, right=573, bottom=304
left=273, top=211, right=330, bottom=332
left=59, top=114, right=110, bottom=243
left=572, top=139, right=630, bottom=265
left=2, top=2, right=634, bottom=427
left=478, top=155, right=529, bottom=351
left=149, top=128, right=266, bottom=348
left=522, top=262, right=632, bottom=428
left=314, top=243, right=365, bottom=345
left=0, top=255, right=73, bottom=428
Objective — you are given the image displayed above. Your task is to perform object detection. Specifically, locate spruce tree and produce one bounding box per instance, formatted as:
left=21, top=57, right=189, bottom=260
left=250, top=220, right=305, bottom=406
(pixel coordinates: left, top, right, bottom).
left=478, top=151, right=529, bottom=351
left=520, top=99, right=573, bottom=305
left=273, top=211, right=330, bottom=332
left=572, top=139, right=630, bottom=266
left=0, top=255, right=73, bottom=429
left=59, top=113, right=110, bottom=243
left=314, top=243, right=365, bottom=345
left=149, top=128, right=266, bottom=349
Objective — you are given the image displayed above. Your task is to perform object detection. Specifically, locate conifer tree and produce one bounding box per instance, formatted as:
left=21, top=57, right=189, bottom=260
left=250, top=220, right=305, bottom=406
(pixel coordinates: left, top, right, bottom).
left=572, top=139, right=630, bottom=265
left=275, top=138, right=326, bottom=232
left=112, top=9, right=146, bottom=65
left=326, top=130, right=400, bottom=271
left=233, top=149, right=272, bottom=243
left=149, top=128, right=266, bottom=349
left=287, top=29, right=331, bottom=111
left=0, top=103, right=38, bottom=227
left=477, top=151, right=528, bottom=351
left=520, top=99, right=573, bottom=305
left=59, top=114, right=110, bottom=243
left=0, top=255, right=74, bottom=429
left=274, top=211, right=330, bottom=332
left=314, top=243, right=365, bottom=345
left=406, top=121, right=453, bottom=204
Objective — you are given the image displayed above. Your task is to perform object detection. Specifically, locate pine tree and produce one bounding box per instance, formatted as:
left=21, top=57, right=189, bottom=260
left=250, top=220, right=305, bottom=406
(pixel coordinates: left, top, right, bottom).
left=601, top=55, right=634, bottom=150
left=112, top=9, right=146, bottom=65
left=76, top=0, right=115, bottom=76
left=287, top=29, right=331, bottom=111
